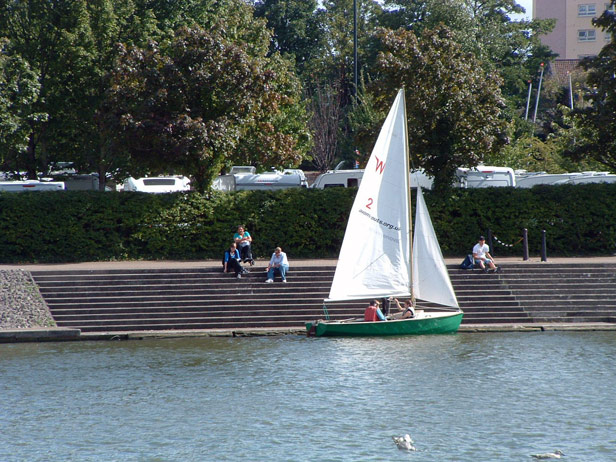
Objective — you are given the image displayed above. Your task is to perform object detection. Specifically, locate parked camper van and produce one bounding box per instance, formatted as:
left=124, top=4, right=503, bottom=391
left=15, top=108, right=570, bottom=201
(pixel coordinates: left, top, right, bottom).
left=455, top=166, right=516, bottom=188
left=212, top=166, right=308, bottom=191
left=122, top=176, right=191, bottom=193
left=310, top=169, right=434, bottom=189
left=0, top=180, right=65, bottom=192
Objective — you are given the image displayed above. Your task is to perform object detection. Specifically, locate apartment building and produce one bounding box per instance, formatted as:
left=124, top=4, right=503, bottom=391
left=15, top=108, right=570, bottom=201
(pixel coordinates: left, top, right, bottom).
left=533, top=0, right=614, bottom=59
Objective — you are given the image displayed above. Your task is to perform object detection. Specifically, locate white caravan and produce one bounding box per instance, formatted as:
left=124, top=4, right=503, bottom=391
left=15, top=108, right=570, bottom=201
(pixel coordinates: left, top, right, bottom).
left=310, top=169, right=434, bottom=189
left=455, top=166, right=516, bottom=188
left=212, top=166, right=308, bottom=191
left=122, top=176, right=191, bottom=193
left=515, top=171, right=586, bottom=188
left=0, top=180, right=65, bottom=192
left=515, top=171, right=616, bottom=187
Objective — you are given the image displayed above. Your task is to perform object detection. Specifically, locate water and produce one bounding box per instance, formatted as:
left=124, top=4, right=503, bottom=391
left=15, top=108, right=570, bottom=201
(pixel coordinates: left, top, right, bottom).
left=1, top=332, right=615, bottom=461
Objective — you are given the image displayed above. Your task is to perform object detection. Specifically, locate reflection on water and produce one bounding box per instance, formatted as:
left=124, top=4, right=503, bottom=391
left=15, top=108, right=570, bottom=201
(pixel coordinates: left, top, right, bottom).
left=1, top=333, right=616, bottom=461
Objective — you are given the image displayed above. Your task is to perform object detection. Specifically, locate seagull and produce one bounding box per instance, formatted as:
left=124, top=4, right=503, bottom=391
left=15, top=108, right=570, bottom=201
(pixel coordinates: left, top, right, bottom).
left=392, top=434, right=416, bottom=451
left=531, top=449, right=565, bottom=459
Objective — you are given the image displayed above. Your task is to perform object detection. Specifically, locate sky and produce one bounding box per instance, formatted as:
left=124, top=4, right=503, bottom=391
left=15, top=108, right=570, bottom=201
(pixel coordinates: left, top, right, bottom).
left=514, top=0, right=533, bottom=20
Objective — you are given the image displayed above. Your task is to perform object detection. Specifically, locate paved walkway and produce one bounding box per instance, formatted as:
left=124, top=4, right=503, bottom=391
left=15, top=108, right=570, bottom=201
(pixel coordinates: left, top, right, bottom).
left=3, top=255, right=616, bottom=271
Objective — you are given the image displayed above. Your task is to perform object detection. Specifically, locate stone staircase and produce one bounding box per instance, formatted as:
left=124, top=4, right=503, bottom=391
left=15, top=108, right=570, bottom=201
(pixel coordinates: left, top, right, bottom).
left=30, top=263, right=616, bottom=333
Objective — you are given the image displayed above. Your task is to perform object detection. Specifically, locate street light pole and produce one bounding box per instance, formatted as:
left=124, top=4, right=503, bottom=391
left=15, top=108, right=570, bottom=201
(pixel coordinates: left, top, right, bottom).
left=353, top=0, right=358, bottom=95
left=532, top=62, right=545, bottom=124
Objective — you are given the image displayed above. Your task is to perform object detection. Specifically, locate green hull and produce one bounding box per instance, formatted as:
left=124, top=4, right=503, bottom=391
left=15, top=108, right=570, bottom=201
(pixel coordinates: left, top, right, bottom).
left=306, top=311, right=463, bottom=337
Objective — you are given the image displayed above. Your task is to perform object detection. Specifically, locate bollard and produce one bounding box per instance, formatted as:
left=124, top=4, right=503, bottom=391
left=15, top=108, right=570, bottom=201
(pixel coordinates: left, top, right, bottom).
left=487, top=229, right=494, bottom=256
left=541, top=230, right=547, bottom=262
left=522, top=228, right=529, bottom=261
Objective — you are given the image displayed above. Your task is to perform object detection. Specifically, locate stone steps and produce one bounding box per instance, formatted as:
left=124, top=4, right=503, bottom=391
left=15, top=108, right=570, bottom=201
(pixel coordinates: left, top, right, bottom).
left=31, top=263, right=616, bottom=332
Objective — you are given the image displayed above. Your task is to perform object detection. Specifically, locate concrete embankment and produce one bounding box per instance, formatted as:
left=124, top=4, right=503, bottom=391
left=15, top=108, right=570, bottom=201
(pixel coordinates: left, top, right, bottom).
left=2, top=257, right=616, bottom=342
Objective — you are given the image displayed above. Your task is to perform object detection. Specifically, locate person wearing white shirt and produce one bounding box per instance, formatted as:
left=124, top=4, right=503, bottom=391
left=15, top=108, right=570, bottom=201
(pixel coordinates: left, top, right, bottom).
left=265, top=247, right=289, bottom=283
left=472, top=236, right=499, bottom=272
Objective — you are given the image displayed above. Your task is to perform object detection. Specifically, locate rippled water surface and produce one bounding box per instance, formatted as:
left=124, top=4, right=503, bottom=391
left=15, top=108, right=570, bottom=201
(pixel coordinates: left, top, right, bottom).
left=1, top=332, right=615, bottom=461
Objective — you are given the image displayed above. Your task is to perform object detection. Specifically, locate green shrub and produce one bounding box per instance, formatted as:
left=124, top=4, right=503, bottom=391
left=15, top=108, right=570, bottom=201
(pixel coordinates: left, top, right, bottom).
left=1, top=184, right=615, bottom=263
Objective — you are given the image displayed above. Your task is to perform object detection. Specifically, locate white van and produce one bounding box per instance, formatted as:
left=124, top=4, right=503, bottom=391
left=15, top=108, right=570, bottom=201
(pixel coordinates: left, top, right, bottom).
left=0, top=180, right=65, bottom=192
left=455, top=166, right=516, bottom=188
left=122, top=176, right=191, bottom=193
left=311, top=169, right=433, bottom=189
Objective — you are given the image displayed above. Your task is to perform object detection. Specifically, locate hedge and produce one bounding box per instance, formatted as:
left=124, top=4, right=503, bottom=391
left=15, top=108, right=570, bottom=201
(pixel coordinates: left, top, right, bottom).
left=1, top=184, right=615, bottom=263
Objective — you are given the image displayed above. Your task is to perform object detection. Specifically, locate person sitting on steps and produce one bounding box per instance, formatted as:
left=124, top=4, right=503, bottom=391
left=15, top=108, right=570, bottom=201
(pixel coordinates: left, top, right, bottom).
left=265, top=246, right=289, bottom=283
left=234, top=225, right=254, bottom=265
left=472, top=236, right=500, bottom=273
left=223, top=243, right=247, bottom=279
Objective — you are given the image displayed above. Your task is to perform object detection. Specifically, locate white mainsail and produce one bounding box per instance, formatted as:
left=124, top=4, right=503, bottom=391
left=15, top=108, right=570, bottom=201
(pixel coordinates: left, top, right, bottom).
left=327, top=89, right=412, bottom=302
left=412, top=187, right=459, bottom=308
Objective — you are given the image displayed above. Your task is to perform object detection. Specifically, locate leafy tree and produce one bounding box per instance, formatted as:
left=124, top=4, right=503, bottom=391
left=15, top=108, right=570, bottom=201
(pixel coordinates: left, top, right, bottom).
left=373, top=26, right=507, bottom=190
left=252, top=0, right=324, bottom=75
left=565, top=3, right=616, bottom=170
left=378, top=0, right=556, bottom=117
left=0, top=39, right=46, bottom=176
left=0, top=0, right=86, bottom=178
left=101, top=26, right=310, bottom=192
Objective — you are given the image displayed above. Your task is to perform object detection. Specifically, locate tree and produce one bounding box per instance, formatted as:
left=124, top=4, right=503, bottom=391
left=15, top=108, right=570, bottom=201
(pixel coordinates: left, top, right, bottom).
left=0, top=39, right=46, bottom=176
left=566, top=3, right=616, bottom=169
left=253, top=0, right=324, bottom=75
left=101, top=26, right=310, bottom=192
left=373, top=26, right=507, bottom=190
left=308, top=84, right=343, bottom=172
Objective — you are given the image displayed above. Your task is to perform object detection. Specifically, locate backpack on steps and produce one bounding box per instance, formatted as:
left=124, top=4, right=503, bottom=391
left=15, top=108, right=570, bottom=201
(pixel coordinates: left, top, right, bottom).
left=460, top=254, right=475, bottom=270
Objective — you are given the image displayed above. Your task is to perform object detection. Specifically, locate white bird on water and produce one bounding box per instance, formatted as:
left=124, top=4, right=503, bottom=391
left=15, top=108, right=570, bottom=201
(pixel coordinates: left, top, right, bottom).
left=531, top=449, right=565, bottom=459
left=392, top=434, right=416, bottom=451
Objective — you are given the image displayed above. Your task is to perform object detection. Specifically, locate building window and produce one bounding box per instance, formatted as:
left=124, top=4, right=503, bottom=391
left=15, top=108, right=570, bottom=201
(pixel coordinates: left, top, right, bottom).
left=578, top=29, right=597, bottom=41
left=578, top=4, right=597, bottom=16
left=606, top=3, right=616, bottom=13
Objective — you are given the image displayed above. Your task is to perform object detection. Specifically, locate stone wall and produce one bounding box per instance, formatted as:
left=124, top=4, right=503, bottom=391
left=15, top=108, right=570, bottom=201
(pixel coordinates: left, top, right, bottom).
left=0, top=271, right=56, bottom=329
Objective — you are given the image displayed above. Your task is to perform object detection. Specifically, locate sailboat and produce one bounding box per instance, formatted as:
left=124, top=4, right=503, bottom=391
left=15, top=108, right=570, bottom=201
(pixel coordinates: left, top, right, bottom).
left=306, top=89, right=463, bottom=337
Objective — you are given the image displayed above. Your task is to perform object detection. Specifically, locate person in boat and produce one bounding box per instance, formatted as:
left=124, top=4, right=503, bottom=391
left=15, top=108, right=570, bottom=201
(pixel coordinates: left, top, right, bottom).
left=234, top=225, right=254, bottom=265
left=223, top=243, right=246, bottom=279
left=472, top=236, right=499, bottom=273
left=364, top=300, right=386, bottom=321
left=265, top=247, right=289, bottom=283
left=393, top=298, right=415, bottom=318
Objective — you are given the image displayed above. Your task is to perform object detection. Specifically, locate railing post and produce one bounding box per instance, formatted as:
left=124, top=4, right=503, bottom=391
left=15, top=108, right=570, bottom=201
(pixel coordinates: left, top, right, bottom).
left=487, top=229, right=494, bottom=256
left=522, top=228, right=529, bottom=261
left=541, top=230, right=547, bottom=262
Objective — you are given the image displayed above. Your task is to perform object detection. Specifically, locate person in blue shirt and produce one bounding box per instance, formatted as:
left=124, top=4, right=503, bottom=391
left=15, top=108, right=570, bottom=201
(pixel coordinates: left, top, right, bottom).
left=223, top=243, right=244, bottom=279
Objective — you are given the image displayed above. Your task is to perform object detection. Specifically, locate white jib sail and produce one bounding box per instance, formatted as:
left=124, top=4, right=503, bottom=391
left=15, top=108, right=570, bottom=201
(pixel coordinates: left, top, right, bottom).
left=327, top=89, right=412, bottom=302
left=412, top=187, right=459, bottom=308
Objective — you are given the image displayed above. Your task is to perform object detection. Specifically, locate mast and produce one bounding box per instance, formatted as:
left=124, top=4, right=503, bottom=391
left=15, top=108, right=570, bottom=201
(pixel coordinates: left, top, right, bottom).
left=401, top=89, right=414, bottom=305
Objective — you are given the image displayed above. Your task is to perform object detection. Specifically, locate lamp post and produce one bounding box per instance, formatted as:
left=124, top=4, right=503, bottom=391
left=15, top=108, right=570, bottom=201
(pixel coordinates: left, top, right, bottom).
left=524, top=80, right=532, bottom=120
left=532, top=62, right=545, bottom=124
left=353, top=0, right=358, bottom=95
